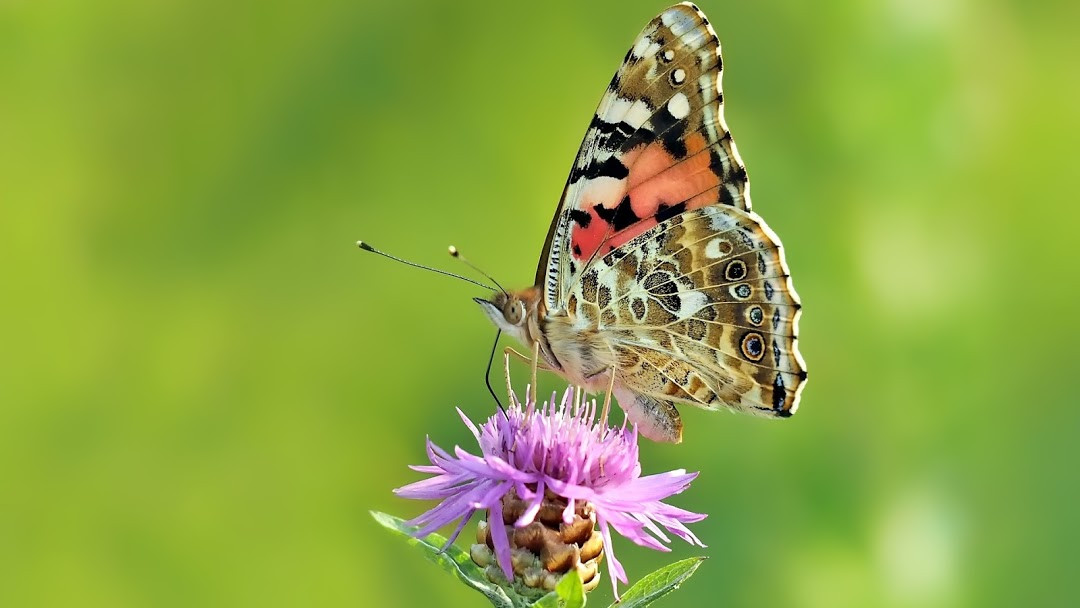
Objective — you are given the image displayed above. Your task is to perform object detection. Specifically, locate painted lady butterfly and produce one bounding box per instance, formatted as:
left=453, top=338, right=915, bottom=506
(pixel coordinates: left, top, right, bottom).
left=475, top=3, right=807, bottom=442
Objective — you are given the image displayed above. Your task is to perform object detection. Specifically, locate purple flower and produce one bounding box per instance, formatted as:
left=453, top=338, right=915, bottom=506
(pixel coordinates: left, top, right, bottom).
left=395, top=386, right=706, bottom=595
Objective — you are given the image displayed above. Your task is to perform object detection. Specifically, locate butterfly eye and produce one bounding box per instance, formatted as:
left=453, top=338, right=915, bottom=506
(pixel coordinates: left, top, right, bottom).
left=503, top=299, right=524, bottom=325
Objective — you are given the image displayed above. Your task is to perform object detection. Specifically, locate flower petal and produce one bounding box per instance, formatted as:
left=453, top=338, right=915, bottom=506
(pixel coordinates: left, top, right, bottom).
left=396, top=383, right=706, bottom=597
left=487, top=503, right=514, bottom=580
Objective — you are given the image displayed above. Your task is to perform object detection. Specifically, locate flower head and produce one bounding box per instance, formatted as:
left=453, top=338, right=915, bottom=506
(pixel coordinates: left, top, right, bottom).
left=395, top=386, right=706, bottom=595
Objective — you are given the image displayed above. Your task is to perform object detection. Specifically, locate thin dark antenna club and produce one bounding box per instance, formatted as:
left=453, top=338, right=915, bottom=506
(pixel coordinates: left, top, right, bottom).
left=448, top=245, right=508, bottom=296
left=356, top=240, right=496, bottom=291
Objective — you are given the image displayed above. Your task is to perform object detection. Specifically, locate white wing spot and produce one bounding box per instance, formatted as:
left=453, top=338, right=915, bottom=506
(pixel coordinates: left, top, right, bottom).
left=663, top=49, right=675, bottom=61
left=698, top=74, right=716, bottom=104
left=705, top=237, right=728, bottom=259
left=672, top=68, right=687, bottom=84
left=600, top=96, right=634, bottom=124
left=676, top=290, right=708, bottom=319
left=632, top=35, right=653, bottom=59
left=668, top=92, right=690, bottom=120
left=662, top=8, right=697, bottom=37
left=725, top=183, right=742, bottom=206
left=626, top=99, right=653, bottom=128
left=703, top=206, right=737, bottom=231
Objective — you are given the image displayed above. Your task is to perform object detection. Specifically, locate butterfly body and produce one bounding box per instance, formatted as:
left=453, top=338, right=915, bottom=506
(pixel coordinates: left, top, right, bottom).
left=477, top=288, right=615, bottom=392
left=477, top=3, right=806, bottom=443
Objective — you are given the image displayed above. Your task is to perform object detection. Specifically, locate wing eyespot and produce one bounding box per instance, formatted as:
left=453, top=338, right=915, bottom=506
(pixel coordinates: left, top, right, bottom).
left=724, top=259, right=747, bottom=281
left=740, top=331, right=765, bottom=362
left=747, top=305, right=764, bottom=326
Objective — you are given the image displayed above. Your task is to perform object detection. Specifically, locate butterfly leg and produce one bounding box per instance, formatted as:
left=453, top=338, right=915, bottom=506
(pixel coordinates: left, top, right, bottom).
left=599, top=367, right=619, bottom=476
left=503, top=345, right=556, bottom=412
left=599, top=367, right=616, bottom=427
left=502, top=352, right=514, bottom=407
left=502, top=346, right=556, bottom=372
left=530, top=340, right=540, bottom=407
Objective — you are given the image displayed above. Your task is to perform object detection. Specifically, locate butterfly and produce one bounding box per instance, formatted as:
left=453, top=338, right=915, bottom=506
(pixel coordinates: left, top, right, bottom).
left=475, top=2, right=807, bottom=443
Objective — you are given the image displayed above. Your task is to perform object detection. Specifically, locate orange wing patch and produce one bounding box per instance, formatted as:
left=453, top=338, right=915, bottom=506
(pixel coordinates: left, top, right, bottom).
left=568, top=132, right=722, bottom=262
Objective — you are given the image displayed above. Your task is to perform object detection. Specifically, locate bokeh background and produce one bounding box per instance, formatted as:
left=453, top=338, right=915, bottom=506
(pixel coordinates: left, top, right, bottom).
left=2, top=0, right=1078, bottom=606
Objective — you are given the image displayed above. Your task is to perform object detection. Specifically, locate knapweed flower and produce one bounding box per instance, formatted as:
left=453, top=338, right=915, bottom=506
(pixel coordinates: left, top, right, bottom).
left=395, top=386, right=706, bottom=596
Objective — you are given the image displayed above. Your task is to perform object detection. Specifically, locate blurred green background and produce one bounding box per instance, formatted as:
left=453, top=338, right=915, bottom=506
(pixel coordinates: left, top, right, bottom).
left=2, top=0, right=1077, bottom=606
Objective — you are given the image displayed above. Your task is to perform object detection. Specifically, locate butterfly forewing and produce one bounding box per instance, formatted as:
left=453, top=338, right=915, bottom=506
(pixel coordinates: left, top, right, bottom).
left=537, top=3, right=752, bottom=314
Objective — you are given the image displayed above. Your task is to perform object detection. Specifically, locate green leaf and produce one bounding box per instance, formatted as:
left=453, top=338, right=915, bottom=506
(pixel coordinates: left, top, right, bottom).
left=533, top=572, right=586, bottom=608
left=370, top=511, right=515, bottom=608
left=609, top=557, right=707, bottom=608
left=554, top=571, right=586, bottom=608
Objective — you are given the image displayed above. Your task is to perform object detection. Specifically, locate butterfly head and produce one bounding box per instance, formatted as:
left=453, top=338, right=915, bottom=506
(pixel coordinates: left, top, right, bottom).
left=473, top=288, right=540, bottom=342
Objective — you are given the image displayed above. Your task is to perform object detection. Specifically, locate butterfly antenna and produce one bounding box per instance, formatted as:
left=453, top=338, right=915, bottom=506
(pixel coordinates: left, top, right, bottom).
left=356, top=241, right=496, bottom=291
left=448, top=246, right=508, bottom=296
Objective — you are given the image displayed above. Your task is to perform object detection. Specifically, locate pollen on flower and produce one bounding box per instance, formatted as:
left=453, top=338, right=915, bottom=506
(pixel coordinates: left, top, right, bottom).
left=394, top=384, right=706, bottom=596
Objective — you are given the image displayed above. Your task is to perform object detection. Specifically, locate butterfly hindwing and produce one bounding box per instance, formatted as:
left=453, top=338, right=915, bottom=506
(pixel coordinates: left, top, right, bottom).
left=537, top=3, right=751, bottom=313
left=568, top=205, right=806, bottom=420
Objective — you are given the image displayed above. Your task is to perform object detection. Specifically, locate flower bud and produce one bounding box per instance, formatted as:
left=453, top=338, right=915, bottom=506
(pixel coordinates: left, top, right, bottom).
left=471, top=488, right=603, bottom=594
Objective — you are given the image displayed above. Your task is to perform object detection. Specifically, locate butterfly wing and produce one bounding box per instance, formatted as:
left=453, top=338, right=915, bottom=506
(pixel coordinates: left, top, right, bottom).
left=536, top=4, right=807, bottom=439
left=572, top=206, right=807, bottom=441
left=536, top=3, right=750, bottom=314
